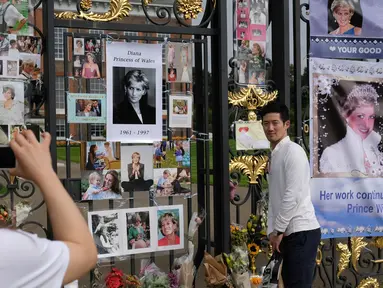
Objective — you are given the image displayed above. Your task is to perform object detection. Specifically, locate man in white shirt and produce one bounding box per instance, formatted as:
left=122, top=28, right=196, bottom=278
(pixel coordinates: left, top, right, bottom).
left=0, top=130, right=97, bottom=287
left=261, top=102, right=320, bottom=287
left=0, top=0, right=27, bottom=34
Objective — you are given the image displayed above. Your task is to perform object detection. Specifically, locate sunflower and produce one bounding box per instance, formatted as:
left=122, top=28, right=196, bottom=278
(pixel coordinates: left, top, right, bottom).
left=248, top=243, right=260, bottom=256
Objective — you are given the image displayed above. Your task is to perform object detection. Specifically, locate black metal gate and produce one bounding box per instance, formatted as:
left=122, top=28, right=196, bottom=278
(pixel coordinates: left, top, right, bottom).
left=45, top=0, right=230, bottom=286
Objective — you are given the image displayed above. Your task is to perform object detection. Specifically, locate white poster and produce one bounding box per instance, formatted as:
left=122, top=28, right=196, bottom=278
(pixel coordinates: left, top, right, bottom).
left=169, top=95, right=193, bottom=128
left=106, top=42, right=163, bottom=142
left=88, top=205, right=184, bottom=258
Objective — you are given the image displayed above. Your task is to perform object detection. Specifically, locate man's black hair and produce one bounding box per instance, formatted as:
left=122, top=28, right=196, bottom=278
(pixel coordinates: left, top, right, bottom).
left=259, top=102, right=290, bottom=122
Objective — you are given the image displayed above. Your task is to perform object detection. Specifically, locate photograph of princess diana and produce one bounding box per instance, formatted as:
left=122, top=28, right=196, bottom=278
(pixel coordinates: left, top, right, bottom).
left=328, top=0, right=363, bottom=36
left=112, top=67, right=156, bottom=125
left=314, top=75, right=383, bottom=178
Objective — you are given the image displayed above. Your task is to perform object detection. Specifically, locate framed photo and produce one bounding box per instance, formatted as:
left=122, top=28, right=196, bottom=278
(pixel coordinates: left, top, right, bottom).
left=88, top=210, right=124, bottom=258
left=169, top=95, right=193, bottom=128
left=153, top=140, right=191, bottom=169
left=73, top=38, right=85, bottom=55
left=81, top=169, right=122, bottom=201
left=74, top=37, right=102, bottom=79
left=83, top=141, right=120, bottom=171
left=125, top=208, right=154, bottom=254
left=120, top=144, right=154, bottom=192
left=0, top=80, right=25, bottom=125
left=153, top=167, right=191, bottom=197
left=165, top=43, right=193, bottom=83
left=155, top=205, right=184, bottom=251
left=106, top=42, right=163, bottom=142
left=67, top=93, right=106, bottom=124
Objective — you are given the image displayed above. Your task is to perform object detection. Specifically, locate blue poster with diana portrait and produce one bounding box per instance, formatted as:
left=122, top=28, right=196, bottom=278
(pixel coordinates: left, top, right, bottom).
left=309, top=58, right=383, bottom=239
left=67, top=93, right=106, bottom=124
left=310, top=0, right=383, bottom=59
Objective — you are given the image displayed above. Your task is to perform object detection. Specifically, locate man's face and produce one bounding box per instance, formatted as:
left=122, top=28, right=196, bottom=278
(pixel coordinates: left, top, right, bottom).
left=93, top=101, right=98, bottom=107
left=262, top=113, right=289, bottom=145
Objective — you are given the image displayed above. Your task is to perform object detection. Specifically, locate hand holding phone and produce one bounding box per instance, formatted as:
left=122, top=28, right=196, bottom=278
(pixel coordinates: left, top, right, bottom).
left=9, top=130, right=54, bottom=185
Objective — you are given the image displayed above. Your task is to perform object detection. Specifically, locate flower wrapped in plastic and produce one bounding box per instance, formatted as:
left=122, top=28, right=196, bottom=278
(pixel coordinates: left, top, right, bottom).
left=140, top=262, right=169, bottom=288
left=14, top=201, right=32, bottom=227
left=126, top=275, right=141, bottom=288
left=226, top=223, right=251, bottom=287
left=0, top=204, right=12, bottom=226
left=105, top=268, right=125, bottom=288
left=169, top=210, right=205, bottom=288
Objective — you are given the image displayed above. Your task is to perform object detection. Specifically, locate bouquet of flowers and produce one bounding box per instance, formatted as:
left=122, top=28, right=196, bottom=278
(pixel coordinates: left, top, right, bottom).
left=125, top=275, right=141, bottom=288
left=105, top=268, right=125, bottom=288
left=170, top=210, right=205, bottom=288
left=14, top=201, right=32, bottom=227
left=140, top=262, right=169, bottom=288
left=204, top=252, right=233, bottom=287
left=0, top=204, right=12, bottom=226
left=224, top=224, right=251, bottom=288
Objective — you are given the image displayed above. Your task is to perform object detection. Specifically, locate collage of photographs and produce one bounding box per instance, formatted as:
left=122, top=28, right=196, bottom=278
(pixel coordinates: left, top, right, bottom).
left=0, top=28, right=43, bottom=122
left=73, top=37, right=103, bottom=79
left=165, top=43, right=192, bottom=83
left=88, top=205, right=184, bottom=258
left=235, top=0, right=268, bottom=84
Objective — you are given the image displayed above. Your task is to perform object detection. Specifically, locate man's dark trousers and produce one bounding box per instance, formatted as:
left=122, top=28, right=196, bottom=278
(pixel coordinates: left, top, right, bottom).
left=281, top=228, right=321, bottom=288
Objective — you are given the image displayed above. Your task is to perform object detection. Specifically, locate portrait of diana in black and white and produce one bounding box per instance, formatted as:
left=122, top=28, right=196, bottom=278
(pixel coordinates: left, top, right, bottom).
left=113, top=68, right=156, bottom=125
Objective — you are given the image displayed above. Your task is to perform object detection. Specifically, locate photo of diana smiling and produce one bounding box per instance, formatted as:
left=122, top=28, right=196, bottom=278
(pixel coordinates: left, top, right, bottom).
left=312, top=75, right=383, bottom=177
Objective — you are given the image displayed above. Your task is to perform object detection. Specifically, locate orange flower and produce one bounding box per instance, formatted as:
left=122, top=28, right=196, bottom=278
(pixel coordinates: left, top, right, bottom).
left=250, top=276, right=262, bottom=285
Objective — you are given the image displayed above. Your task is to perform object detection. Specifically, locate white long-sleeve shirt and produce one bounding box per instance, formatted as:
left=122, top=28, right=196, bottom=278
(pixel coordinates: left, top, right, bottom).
left=267, top=136, right=320, bottom=236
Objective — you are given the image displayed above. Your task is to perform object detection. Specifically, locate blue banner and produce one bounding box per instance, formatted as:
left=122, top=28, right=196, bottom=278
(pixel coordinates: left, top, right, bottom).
left=310, top=0, right=383, bottom=59
left=309, top=58, right=383, bottom=238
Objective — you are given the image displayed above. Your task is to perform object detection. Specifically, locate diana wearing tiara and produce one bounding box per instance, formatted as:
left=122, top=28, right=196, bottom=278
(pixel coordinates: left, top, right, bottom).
left=320, top=84, right=383, bottom=176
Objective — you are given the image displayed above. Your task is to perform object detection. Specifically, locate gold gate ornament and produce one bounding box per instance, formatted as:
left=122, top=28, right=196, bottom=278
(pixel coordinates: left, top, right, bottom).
left=55, top=0, right=132, bottom=21
left=229, top=155, right=268, bottom=185
left=228, top=86, right=278, bottom=121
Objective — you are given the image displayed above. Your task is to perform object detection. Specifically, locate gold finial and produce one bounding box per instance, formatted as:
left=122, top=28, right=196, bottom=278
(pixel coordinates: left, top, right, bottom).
left=55, top=0, right=132, bottom=22
left=80, top=0, right=92, bottom=11
left=228, top=86, right=278, bottom=121
left=336, top=242, right=351, bottom=278
left=177, top=0, right=204, bottom=19
left=229, top=155, right=268, bottom=184
left=351, top=237, right=368, bottom=272
left=143, top=0, right=153, bottom=6
left=356, top=277, right=379, bottom=288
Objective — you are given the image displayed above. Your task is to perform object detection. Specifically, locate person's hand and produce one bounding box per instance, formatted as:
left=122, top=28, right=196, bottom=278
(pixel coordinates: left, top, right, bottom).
left=93, top=189, right=101, bottom=194
left=129, top=239, right=135, bottom=245
left=9, top=131, right=54, bottom=185
left=269, top=233, right=283, bottom=253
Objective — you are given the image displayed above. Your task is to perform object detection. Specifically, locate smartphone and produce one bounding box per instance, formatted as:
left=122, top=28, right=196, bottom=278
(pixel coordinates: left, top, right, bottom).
left=25, top=123, right=41, bottom=142
left=0, top=145, right=16, bottom=169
